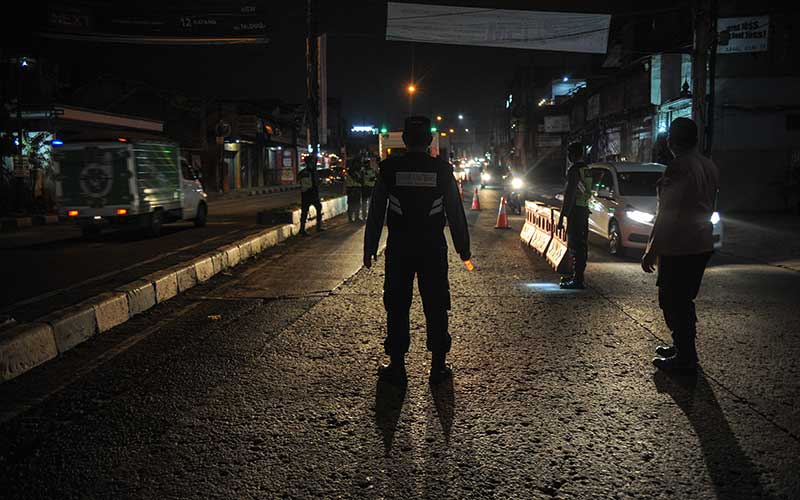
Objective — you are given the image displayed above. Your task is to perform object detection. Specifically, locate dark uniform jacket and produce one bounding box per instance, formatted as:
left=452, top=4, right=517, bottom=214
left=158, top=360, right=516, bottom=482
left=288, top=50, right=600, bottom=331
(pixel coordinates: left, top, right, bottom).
left=364, top=152, right=470, bottom=259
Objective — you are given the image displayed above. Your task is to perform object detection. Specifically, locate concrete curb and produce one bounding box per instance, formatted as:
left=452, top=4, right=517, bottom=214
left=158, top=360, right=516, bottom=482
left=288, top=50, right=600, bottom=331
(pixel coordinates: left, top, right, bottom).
left=0, top=195, right=348, bottom=383
left=0, top=323, right=58, bottom=381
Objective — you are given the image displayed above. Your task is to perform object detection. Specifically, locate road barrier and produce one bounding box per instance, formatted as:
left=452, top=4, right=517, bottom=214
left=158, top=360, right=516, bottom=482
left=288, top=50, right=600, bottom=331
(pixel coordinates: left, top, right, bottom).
left=0, top=195, right=349, bottom=383
left=520, top=201, right=572, bottom=274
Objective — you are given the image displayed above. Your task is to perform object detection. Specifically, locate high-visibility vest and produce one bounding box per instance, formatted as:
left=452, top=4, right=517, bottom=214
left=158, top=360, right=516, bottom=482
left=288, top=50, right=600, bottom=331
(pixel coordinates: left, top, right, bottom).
left=362, top=166, right=376, bottom=188
left=345, top=167, right=362, bottom=188
left=574, top=164, right=593, bottom=208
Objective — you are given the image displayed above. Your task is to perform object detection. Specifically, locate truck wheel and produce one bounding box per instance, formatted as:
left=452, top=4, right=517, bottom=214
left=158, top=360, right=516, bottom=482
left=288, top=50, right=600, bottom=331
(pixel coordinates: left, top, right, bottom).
left=194, top=203, right=207, bottom=227
left=147, top=210, right=164, bottom=237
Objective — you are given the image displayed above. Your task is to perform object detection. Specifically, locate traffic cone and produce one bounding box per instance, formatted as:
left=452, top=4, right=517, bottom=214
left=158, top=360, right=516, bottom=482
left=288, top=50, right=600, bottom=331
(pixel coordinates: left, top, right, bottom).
left=471, top=187, right=481, bottom=211
left=468, top=172, right=473, bottom=183
left=495, top=196, right=511, bottom=229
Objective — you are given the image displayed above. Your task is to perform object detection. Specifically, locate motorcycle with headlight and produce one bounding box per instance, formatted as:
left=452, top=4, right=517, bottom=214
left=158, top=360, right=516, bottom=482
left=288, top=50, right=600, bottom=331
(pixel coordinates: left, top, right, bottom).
left=505, top=175, right=527, bottom=214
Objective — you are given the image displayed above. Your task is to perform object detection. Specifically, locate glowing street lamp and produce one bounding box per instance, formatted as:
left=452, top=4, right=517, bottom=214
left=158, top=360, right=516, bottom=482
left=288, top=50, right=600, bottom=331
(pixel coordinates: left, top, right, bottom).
left=407, top=83, right=416, bottom=94
left=458, top=114, right=464, bottom=120
left=436, top=115, right=443, bottom=122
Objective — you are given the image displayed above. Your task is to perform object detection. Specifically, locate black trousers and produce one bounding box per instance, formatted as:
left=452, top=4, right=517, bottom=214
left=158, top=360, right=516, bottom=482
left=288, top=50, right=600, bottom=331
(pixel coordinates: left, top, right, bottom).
left=566, top=206, right=590, bottom=279
left=346, top=187, right=361, bottom=221
left=300, top=192, right=322, bottom=232
left=383, top=248, right=452, bottom=356
left=657, top=252, right=712, bottom=351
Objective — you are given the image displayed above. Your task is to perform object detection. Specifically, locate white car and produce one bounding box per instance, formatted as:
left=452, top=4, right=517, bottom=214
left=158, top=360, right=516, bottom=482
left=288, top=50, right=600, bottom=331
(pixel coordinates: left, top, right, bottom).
left=586, top=162, right=723, bottom=255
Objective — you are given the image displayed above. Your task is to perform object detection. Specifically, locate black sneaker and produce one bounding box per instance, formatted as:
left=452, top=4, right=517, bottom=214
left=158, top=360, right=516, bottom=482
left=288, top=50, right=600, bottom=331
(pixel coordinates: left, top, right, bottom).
left=560, top=279, right=585, bottom=290
left=429, top=364, right=453, bottom=385
left=378, top=363, right=407, bottom=387
left=655, top=345, right=676, bottom=358
left=652, top=355, right=697, bottom=372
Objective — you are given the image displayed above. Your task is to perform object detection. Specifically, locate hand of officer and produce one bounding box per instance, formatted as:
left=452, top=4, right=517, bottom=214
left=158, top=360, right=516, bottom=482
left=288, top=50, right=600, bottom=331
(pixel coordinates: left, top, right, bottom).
left=641, top=250, right=657, bottom=273
left=364, top=253, right=377, bottom=269
left=556, top=218, right=564, bottom=230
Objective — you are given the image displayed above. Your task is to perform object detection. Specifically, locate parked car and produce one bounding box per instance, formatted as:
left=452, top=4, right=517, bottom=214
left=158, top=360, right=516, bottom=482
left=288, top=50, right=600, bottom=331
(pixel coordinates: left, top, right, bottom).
left=585, top=162, right=723, bottom=255
left=55, top=140, right=208, bottom=237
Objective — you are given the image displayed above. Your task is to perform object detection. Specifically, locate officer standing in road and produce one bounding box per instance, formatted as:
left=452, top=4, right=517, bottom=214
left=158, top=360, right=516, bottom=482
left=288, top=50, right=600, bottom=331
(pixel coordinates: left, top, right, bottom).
left=557, top=142, right=593, bottom=289
left=345, top=156, right=363, bottom=222
left=363, top=116, right=471, bottom=386
left=298, top=154, right=323, bottom=236
left=643, top=118, right=719, bottom=371
left=360, top=149, right=377, bottom=221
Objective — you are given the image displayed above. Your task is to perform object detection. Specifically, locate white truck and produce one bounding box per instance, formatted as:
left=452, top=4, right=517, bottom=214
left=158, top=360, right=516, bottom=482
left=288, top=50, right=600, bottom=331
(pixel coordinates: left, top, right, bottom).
left=54, top=141, right=208, bottom=237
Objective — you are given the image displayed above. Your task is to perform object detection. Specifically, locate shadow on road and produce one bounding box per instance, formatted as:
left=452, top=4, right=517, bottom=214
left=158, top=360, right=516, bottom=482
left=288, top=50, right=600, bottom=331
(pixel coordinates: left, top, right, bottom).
left=374, top=378, right=407, bottom=456
left=653, top=370, right=776, bottom=500
left=430, top=377, right=455, bottom=443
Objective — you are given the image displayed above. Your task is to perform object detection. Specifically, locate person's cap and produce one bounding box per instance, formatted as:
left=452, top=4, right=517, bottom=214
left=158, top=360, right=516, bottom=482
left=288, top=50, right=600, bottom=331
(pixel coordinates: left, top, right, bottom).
left=404, top=116, right=431, bottom=135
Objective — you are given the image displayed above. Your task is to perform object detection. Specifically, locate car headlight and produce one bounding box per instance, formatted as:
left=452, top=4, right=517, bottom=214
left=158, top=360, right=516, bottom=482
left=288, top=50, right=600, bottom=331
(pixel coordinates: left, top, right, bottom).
left=711, top=211, right=720, bottom=225
left=481, top=172, right=491, bottom=182
left=626, top=210, right=655, bottom=224
left=511, top=177, right=524, bottom=190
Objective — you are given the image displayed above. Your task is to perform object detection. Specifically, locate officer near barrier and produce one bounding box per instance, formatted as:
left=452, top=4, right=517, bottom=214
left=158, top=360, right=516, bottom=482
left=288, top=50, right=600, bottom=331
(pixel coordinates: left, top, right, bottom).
left=345, top=157, right=363, bottom=222
left=557, top=142, right=593, bottom=289
left=360, top=150, right=377, bottom=221
left=363, top=116, right=471, bottom=386
left=298, top=154, right=323, bottom=236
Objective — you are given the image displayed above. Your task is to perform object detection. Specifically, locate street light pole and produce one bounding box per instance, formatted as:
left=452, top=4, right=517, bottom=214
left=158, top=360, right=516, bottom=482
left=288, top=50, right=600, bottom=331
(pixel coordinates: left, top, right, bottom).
left=306, top=0, right=320, bottom=167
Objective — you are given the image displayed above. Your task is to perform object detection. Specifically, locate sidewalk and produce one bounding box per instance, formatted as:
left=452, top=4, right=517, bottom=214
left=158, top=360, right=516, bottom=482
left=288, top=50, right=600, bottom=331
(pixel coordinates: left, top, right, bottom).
left=720, top=213, right=800, bottom=271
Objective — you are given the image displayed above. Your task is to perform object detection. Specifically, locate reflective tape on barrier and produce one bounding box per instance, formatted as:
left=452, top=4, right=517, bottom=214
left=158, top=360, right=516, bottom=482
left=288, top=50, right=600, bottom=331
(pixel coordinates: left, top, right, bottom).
left=520, top=201, right=571, bottom=273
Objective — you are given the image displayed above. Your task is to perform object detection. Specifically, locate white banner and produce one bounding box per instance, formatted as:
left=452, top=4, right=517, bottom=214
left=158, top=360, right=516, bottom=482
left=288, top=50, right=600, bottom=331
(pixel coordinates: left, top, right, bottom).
left=386, top=3, right=610, bottom=54
left=717, top=16, right=769, bottom=54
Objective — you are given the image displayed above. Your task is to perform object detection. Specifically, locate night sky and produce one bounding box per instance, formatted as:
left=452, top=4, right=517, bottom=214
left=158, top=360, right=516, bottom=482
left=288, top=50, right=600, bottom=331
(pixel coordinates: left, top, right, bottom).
left=17, top=1, right=681, bottom=134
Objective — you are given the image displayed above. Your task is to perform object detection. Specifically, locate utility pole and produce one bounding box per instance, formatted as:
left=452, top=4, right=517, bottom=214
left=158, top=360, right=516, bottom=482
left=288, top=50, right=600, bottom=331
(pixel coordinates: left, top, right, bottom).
left=691, top=0, right=718, bottom=155
left=306, top=0, right=320, bottom=167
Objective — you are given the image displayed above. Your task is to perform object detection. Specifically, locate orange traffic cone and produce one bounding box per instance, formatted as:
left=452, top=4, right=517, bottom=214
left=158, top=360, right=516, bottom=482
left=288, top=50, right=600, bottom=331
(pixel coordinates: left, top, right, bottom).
left=471, top=187, right=481, bottom=211
left=468, top=172, right=473, bottom=183
left=495, top=196, right=511, bottom=229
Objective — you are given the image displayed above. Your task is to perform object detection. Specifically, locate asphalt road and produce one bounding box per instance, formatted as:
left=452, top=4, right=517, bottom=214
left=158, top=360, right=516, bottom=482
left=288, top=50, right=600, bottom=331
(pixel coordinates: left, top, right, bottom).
left=0, top=186, right=342, bottom=322
left=0, top=189, right=798, bottom=499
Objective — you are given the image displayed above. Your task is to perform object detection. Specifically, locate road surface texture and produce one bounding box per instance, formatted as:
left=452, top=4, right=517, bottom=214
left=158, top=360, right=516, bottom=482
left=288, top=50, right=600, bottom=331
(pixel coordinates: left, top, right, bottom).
left=0, top=189, right=797, bottom=499
left=0, top=186, right=342, bottom=322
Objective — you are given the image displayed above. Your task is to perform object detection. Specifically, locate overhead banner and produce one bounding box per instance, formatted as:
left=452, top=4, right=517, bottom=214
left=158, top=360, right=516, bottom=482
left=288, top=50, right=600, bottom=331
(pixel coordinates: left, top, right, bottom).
left=386, top=3, right=610, bottom=54
left=717, top=16, right=769, bottom=54
left=41, top=2, right=269, bottom=44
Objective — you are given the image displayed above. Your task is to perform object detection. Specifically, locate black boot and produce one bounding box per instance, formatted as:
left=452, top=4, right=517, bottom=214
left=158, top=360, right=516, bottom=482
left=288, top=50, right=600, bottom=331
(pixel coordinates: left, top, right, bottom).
left=429, top=351, right=452, bottom=385
left=378, top=355, right=407, bottom=386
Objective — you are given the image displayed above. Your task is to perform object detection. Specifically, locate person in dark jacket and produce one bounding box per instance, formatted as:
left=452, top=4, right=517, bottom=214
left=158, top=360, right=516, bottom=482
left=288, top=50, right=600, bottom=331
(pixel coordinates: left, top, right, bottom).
left=298, top=155, right=323, bottom=235
left=557, top=142, right=594, bottom=289
left=364, top=116, right=471, bottom=386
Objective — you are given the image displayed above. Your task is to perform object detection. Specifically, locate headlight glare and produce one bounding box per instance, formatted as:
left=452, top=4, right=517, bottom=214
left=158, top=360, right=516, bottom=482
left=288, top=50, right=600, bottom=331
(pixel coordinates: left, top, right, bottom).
left=626, top=210, right=655, bottom=224
left=511, top=177, right=524, bottom=190
left=711, top=211, right=720, bottom=224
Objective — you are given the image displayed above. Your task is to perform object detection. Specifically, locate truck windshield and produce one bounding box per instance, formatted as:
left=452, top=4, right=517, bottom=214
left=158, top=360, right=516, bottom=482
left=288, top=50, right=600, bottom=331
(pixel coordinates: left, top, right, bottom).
left=617, top=171, right=662, bottom=196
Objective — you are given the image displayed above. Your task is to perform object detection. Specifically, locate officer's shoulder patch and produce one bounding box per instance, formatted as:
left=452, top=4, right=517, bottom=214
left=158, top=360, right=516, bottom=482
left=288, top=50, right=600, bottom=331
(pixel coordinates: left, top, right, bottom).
left=396, top=171, right=437, bottom=187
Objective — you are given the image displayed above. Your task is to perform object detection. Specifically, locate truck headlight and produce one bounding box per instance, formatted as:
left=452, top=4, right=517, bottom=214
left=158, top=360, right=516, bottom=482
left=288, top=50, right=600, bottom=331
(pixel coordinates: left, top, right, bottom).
left=481, top=172, right=491, bottom=182
left=711, top=211, right=720, bottom=225
left=626, top=210, right=655, bottom=224
left=511, top=177, right=524, bottom=190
